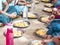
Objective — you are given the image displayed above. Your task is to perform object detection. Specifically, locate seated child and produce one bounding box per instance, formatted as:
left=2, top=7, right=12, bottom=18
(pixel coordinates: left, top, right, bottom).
left=44, top=7, right=60, bottom=38
left=0, top=0, right=17, bottom=25
left=43, top=7, right=60, bottom=44
left=42, top=7, right=60, bottom=45
left=7, top=0, right=28, bottom=16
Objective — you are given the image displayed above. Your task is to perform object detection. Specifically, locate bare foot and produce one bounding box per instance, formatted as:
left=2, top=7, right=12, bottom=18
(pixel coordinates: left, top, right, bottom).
left=9, top=12, right=17, bottom=18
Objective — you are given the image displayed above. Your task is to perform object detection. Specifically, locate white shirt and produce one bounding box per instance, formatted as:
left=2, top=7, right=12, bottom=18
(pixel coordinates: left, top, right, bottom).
left=9, top=0, right=18, bottom=6
left=0, top=0, right=6, bottom=10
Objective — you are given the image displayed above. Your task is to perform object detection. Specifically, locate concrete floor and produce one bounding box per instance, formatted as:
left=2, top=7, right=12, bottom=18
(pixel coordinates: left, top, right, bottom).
left=0, top=1, right=51, bottom=45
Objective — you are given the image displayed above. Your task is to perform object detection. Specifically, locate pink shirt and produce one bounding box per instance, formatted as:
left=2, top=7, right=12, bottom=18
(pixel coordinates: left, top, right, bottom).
left=55, top=15, right=60, bottom=19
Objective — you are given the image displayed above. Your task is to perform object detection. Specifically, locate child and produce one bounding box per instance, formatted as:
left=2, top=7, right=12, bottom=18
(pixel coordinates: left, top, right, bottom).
left=41, top=7, right=60, bottom=45
left=43, top=21, right=60, bottom=45
left=44, top=7, right=60, bottom=38
left=0, top=0, right=10, bottom=25
left=7, top=0, right=28, bottom=16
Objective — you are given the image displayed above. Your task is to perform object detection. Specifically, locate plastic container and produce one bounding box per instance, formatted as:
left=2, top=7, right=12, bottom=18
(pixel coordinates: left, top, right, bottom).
left=23, top=5, right=28, bottom=21
left=6, top=23, right=14, bottom=45
left=31, top=0, right=35, bottom=13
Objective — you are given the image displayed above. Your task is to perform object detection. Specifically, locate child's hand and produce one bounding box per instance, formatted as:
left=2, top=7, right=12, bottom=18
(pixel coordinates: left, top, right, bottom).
left=52, top=36, right=60, bottom=45
left=49, top=15, right=55, bottom=20
left=44, top=35, right=52, bottom=39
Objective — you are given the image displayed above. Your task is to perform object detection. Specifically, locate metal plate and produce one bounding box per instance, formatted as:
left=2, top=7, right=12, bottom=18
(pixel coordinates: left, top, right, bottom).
left=28, top=13, right=39, bottom=19
left=38, top=16, right=49, bottom=23
left=35, top=1, right=40, bottom=4
left=3, top=30, right=24, bottom=38
left=13, top=20, right=30, bottom=28
left=29, top=40, right=43, bottom=45
left=41, top=0, right=50, bottom=3
left=27, top=4, right=32, bottom=8
left=44, top=3, right=53, bottom=8
left=42, top=8, right=52, bottom=13
left=34, top=29, right=48, bottom=38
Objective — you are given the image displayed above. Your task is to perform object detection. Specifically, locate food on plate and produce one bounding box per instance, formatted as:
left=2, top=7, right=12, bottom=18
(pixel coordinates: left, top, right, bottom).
left=13, top=30, right=22, bottom=37
left=35, top=29, right=47, bottom=36
left=44, top=3, right=53, bottom=7
left=31, top=40, right=43, bottom=45
left=35, top=1, right=39, bottom=4
left=13, top=22, right=28, bottom=27
left=41, top=0, right=49, bottom=2
left=41, top=16, right=49, bottom=22
left=43, top=8, right=52, bottom=12
left=32, top=41, right=40, bottom=45
left=28, top=13, right=37, bottom=18
left=27, top=4, right=31, bottom=7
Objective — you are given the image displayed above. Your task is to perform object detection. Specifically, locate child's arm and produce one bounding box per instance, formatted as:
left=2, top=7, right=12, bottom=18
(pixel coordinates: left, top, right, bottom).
left=52, top=36, right=60, bottom=45
left=51, top=0, right=57, bottom=5
left=3, top=1, right=9, bottom=12
left=0, top=10, right=3, bottom=14
left=49, top=15, right=55, bottom=20
left=2, top=11, right=17, bottom=18
left=43, top=39, right=52, bottom=42
left=54, top=36, right=60, bottom=39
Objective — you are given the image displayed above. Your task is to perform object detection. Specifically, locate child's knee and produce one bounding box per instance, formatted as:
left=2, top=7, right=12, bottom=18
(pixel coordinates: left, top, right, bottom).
left=2, top=15, right=10, bottom=24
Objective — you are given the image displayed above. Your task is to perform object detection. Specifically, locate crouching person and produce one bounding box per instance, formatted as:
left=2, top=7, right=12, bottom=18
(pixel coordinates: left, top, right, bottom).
left=43, top=19, right=60, bottom=45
